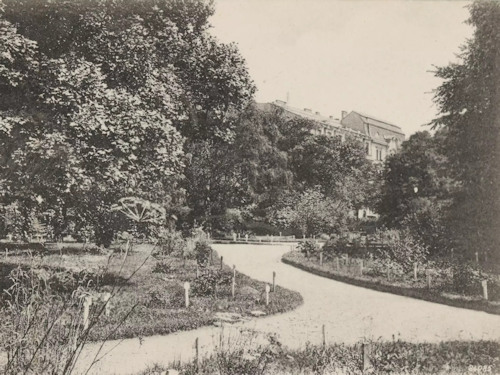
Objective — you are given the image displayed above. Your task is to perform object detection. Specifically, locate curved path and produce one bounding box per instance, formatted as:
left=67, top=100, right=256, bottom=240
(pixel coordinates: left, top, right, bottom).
left=75, top=244, right=500, bottom=374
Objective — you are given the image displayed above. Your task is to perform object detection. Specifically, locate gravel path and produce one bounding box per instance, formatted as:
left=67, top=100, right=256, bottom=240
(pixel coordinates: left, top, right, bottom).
left=75, top=244, right=500, bottom=374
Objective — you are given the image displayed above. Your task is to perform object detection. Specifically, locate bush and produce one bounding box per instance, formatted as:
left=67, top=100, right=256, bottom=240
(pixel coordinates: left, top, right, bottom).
left=152, top=260, right=173, bottom=274
left=452, top=263, right=487, bottom=295
left=373, top=229, right=428, bottom=272
left=297, top=239, right=320, bottom=258
left=154, top=229, right=186, bottom=258
left=194, top=241, right=212, bottom=268
left=322, top=236, right=350, bottom=259
left=191, top=269, right=232, bottom=297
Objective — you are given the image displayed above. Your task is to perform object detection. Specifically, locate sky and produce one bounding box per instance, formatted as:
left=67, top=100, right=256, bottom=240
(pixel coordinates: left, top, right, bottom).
left=209, top=0, right=473, bottom=136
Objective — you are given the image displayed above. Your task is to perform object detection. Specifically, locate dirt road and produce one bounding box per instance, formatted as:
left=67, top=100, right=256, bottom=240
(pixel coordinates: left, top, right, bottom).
left=75, top=244, right=500, bottom=374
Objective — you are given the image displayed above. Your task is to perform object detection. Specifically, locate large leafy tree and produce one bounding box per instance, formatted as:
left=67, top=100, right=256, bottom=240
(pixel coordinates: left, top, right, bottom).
left=377, top=131, right=453, bottom=254
left=0, top=0, right=254, bottom=243
left=431, top=1, right=500, bottom=259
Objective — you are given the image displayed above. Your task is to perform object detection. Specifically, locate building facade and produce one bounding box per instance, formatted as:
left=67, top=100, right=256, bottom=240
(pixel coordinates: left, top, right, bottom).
left=265, top=100, right=405, bottom=162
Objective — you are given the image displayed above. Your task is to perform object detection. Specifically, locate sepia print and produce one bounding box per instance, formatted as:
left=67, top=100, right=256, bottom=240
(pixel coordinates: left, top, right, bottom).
left=0, top=0, right=499, bottom=374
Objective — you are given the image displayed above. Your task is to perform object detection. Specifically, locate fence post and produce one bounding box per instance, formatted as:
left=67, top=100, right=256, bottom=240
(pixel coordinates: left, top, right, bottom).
left=362, top=342, right=371, bottom=373
left=220, top=256, right=223, bottom=270
left=5, top=248, right=7, bottom=259
left=482, top=280, right=488, bottom=300
left=83, top=296, right=92, bottom=330
left=319, top=252, right=323, bottom=266
left=414, top=262, right=418, bottom=281
left=195, top=337, right=200, bottom=372
left=475, top=251, right=479, bottom=264
left=103, top=292, right=112, bottom=317
left=426, top=270, right=431, bottom=289
left=322, top=324, right=326, bottom=347
left=265, top=284, right=270, bottom=306
left=232, top=265, right=236, bottom=298
left=272, top=271, right=276, bottom=292
left=210, top=247, right=213, bottom=265
left=184, top=282, right=190, bottom=308
left=359, top=259, right=364, bottom=275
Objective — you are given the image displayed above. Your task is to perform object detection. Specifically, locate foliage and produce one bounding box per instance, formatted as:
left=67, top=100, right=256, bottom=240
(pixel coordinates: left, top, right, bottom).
left=194, top=241, right=212, bottom=268
left=154, top=229, right=186, bottom=258
left=431, top=1, right=500, bottom=260
left=271, top=187, right=350, bottom=237
left=372, top=229, right=428, bottom=272
left=191, top=269, right=232, bottom=297
left=322, top=235, right=351, bottom=259
left=297, top=239, right=320, bottom=258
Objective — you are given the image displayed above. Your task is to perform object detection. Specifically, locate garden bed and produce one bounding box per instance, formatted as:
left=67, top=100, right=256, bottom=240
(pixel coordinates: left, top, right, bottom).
left=0, top=243, right=303, bottom=342
left=282, top=251, right=500, bottom=315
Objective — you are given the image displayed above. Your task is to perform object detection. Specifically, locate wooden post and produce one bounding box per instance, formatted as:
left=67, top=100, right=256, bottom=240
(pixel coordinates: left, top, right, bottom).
left=103, top=292, right=112, bottom=317
left=232, top=265, right=236, bottom=298
left=319, top=252, right=323, bottom=266
left=362, top=343, right=371, bottom=372
left=220, top=256, right=223, bottom=270
left=414, top=262, right=418, bottom=281
left=426, top=270, right=431, bottom=289
left=195, top=337, right=200, bottom=372
left=359, top=259, right=364, bottom=275
left=265, top=284, right=270, bottom=306
left=322, top=324, right=326, bottom=347
left=5, top=248, right=7, bottom=259
left=482, top=280, right=488, bottom=300
left=83, top=296, right=92, bottom=330
left=272, top=271, right=276, bottom=292
left=210, top=247, right=213, bottom=265
left=184, top=282, right=190, bottom=308
left=475, top=251, right=479, bottom=264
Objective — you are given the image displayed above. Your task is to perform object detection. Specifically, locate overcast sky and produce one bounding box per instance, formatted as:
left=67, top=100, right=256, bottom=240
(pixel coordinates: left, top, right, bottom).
left=210, top=0, right=472, bottom=136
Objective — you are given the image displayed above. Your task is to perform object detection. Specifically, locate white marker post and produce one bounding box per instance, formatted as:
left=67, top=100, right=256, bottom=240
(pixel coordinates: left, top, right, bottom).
left=103, top=292, right=112, bottom=317
left=475, top=251, right=479, bottom=264
left=359, top=259, right=364, bottom=275
left=83, top=296, right=92, bottom=330
left=265, top=284, right=270, bottom=306
left=426, top=270, right=432, bottom=289
left=482, top=280, right=488, bottom=300
left=184, top=282, right=190, bottom=308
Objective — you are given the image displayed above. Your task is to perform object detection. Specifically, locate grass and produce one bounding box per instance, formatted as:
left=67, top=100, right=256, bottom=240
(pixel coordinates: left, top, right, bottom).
left=0, top=243, right=302, bottom=342
left=140, top=337, right=500, bottom=375
left=282, top=251, right=500, bottom=315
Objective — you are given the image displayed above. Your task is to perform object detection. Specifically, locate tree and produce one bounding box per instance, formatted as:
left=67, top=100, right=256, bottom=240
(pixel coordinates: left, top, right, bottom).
left=431, top=1, right=500, bottom=259
left=0, top=0, right=255, bottom=243
left=377, top=131, right=453, bottom=254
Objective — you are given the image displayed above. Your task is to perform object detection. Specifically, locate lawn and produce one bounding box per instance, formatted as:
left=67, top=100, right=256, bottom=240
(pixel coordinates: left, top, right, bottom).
left=0, top=243, right=303, bottom=342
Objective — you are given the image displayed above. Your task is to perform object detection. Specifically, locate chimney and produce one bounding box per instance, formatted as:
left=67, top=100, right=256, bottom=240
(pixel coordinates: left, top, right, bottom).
left=341, top=110, right=348, bottom=119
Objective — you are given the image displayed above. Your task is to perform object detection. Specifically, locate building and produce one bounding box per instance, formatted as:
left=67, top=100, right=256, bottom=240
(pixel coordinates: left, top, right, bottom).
left=264, top=100, right=405, bottom=162
left=340, top=111, right=405, bottom=162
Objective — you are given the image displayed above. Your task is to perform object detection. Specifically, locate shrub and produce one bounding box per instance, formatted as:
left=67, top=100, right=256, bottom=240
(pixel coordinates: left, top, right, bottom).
left=154, top=229, right=186, bottom=258
left=452, top=263, right=487, bottom=295
left=373, top=228, right=428, bottom=272
left=322, top=236, right=350, bottom=259
left=194, top=241, right=212, bottom=268
left=297, top=239, right=320, bottom=258
left=191, top=270, right=232, bottom=297
left=152, top=260, right=173, bottom=274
